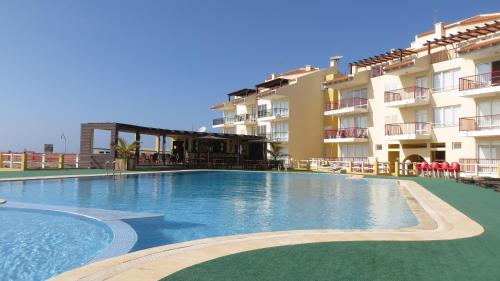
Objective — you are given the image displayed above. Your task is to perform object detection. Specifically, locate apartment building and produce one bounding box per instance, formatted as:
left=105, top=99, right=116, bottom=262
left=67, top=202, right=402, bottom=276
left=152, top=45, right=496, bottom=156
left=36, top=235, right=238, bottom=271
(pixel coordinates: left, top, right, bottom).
left=212, top=64, right=339, bottom=162
left=323, top=13, right=500, bottom=176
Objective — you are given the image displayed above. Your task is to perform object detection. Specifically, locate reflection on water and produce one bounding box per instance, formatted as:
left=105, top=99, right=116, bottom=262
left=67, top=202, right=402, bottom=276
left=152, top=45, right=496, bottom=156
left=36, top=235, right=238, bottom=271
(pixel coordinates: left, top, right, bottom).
left=0, top=171, right=417, bottom=249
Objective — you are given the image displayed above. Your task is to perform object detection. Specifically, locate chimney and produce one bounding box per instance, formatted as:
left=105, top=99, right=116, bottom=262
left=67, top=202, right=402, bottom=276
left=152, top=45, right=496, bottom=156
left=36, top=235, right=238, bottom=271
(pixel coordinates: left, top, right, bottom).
left=271, top=73, right=277, bottom=79
left=305, top=65, right=312, bottom=71
left=434, top=22, right=445, bottom=38
left=329, top=55, right=342, bottom=69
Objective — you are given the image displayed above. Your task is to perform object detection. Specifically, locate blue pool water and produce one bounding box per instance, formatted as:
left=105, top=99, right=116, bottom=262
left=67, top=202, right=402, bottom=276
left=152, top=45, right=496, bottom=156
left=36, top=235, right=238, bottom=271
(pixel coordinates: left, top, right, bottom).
left=0, top=208, right=112, bottom=281
left=0, top=171, right=418, bottom=280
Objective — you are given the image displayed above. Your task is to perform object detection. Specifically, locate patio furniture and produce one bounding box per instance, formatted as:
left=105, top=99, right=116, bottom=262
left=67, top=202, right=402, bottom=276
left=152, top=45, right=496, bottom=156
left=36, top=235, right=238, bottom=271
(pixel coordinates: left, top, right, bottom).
left=439, top=162, right=450, bottom=178
left=431, top=162, right=440, bottom=177
left=449, top=162, right=460, bottom=179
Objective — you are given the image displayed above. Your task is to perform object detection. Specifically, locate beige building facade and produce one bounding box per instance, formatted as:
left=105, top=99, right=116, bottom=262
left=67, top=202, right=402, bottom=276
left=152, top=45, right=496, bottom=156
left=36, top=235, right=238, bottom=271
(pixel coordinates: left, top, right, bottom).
left=324, top=13, right=500, bottom=176
left=212, top=64, right=340, bottom=162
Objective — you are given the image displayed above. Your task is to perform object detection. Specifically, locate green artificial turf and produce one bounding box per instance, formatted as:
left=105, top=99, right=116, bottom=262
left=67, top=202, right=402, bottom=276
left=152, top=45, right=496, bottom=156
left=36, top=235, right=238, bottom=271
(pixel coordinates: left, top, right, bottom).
left=163, top=177, right=500, bottom=281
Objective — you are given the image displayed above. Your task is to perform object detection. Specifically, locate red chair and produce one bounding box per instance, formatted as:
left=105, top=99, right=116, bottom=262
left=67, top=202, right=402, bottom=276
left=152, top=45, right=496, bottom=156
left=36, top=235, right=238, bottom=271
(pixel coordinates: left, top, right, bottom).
left=431, top=162, right=440, bottom=177
left=439, top=162, right=450, bottom=178
left=449, top=162, right=460, bottom=178
left=421, top=162, right=429, bottom=177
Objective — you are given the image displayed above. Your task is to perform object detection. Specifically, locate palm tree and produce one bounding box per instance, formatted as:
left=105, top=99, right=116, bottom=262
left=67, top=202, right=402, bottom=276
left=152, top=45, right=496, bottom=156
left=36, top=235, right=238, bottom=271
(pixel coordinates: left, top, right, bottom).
left=267, top=142, right=287, bottom=161
left=113, top=137, right=139, bottom=159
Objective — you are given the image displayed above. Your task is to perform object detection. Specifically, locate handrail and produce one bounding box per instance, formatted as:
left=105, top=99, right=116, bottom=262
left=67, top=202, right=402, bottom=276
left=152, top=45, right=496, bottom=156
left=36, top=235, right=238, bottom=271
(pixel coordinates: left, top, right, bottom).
left=385, top=122, right=431, bottom=136
left=459, top=70, right=500, bottom=91
left=459, top=114, right=500, bottom=131
left=384, top=86, right=430, bottom=103
left=324, top=127, right=368, bottom=139
left=325, top=97, right=368, bottom=111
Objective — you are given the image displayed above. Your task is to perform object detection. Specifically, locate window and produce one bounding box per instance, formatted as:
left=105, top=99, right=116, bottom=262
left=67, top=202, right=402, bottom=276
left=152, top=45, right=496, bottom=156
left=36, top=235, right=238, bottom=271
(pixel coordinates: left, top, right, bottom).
left=271, top=122, right=288, bottom=141
left=433, top=105, right=460, bottom=127
left=452, top=142, right=462, bottom=150
left=388, top=144, right=399, bottom=149
left=375, top=144, right=383, bottom=151
left=340, top=144, right=368, bottom=158
left=432, top=68, right=460, bottom=92
left=430, top=143, right=446, bottom=148
left=478, top=141, right=500, bottom=159
left=341, top=88, right=368, bottom=99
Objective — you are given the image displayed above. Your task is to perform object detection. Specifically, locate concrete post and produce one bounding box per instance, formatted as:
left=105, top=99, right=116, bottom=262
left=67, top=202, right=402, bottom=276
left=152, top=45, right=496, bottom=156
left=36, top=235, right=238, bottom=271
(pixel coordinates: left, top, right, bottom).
left=0, top=153, right=3, bottom=169
left=413, top=162, right=418, bottom=176
left=395, top=161, right=400, bottom=177
left=348, top=161, right=353, bottom=173
left=58, top=154, right=65, bottom=169
left=374, top=160, right=379, bottom=175
left=21, top=153, right=28, bottom=171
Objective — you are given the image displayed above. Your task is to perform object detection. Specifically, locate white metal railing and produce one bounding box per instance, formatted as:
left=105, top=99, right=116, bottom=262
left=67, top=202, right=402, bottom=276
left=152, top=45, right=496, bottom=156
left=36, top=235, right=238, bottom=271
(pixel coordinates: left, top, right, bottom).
left=1, top=153, right=23, bottom=169
left=460, top=158, right=500, bottom=176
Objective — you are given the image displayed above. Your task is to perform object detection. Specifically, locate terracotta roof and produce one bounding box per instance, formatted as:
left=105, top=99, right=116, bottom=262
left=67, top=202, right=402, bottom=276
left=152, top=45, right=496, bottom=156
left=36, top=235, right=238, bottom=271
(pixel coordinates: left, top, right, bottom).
left=458, top=37, right=500, bottom=54
left=383, top=60, right=415, bottom=72
left=211, top=103, right=225, bottom=110
left=416, top=13, right=500, bottom=38
left=324, top=75, right=352, bottom=85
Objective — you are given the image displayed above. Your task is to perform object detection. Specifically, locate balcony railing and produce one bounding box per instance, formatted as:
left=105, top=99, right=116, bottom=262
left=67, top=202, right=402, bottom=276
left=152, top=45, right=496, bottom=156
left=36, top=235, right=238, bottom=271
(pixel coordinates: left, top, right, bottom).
left=385, top=122, right=431, bottom=136
left=212, top=117, right=235, bottom=126
left=325, top=97, right=368, bottom=111
left=459, top=114, right=500, bottom=131
left=384, top=86, right=430, bottom=103
left=235, top=114, right=257, bottom=123
left=324, top=127, right=368, bottom=139
left=257, top=108, right=289, bottom=118
left=459, top=71, right=500, bottom=91
left=430, top=49, right=457, bottom=64
left=259, top=132, right=289, bottom=142
left=460, top=158, right=500, bottom=175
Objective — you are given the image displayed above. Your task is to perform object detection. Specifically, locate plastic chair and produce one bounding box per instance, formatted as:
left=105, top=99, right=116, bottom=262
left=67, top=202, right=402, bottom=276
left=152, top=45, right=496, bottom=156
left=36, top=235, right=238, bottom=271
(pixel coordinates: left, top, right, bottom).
left=440, top=162, right=450, bottom=178
left=450, top=162, right=460, bottom=179
left=421, top=162, right=429, bottom=177
left=431, top=162, right=440, bottom=177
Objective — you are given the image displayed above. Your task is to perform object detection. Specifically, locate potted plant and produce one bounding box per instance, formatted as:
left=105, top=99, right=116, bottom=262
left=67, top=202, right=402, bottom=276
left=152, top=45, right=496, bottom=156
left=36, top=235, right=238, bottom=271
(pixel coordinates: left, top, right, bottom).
left=267, top=142, right=287, bottom=168
left=113, top=137, right=139, bottom=171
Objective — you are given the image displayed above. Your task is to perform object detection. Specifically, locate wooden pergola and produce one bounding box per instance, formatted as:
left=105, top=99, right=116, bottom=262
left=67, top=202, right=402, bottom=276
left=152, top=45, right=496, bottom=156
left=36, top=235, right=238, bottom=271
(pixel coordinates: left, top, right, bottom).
left=348, top=49, right=416, bottom=74
left=423, top=20, right=500, bottom=53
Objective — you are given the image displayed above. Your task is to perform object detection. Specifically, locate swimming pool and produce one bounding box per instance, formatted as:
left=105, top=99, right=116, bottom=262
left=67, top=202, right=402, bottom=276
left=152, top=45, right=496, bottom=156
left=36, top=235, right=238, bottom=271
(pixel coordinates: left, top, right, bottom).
left=0, top=208, right=112, bottom=281
left=0, top=171, right=418, bottom=279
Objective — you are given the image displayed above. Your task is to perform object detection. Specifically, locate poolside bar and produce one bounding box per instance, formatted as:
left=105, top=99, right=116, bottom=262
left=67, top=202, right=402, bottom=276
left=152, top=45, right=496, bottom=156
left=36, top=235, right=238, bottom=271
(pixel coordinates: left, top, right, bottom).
left=80, top=122, right=267, bottom=169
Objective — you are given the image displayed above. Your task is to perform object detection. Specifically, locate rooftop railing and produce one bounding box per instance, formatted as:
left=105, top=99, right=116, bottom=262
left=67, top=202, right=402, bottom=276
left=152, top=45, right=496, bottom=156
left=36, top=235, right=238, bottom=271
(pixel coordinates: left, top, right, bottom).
left=459, top=70, right=500, bottom=91
left=459, top=114, right=500, bottom=131
left=325, top=97, right=368, bottom=111
left=384, top=86, right=430, bottom=103
left=385, top=122, right=431, bottom=136
left=324, top=127, right=368, bottom=139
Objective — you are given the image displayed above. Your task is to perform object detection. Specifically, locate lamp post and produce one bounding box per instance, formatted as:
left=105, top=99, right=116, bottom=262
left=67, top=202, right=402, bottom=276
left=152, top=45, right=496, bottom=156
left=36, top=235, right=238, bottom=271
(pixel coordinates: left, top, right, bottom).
left=61, top=134, right=67, bottom=153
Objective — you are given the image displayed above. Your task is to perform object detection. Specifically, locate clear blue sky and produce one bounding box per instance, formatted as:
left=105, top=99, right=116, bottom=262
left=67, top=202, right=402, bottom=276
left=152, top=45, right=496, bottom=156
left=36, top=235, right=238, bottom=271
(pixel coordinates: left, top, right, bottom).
left=0, top=0, right=496, bottom=152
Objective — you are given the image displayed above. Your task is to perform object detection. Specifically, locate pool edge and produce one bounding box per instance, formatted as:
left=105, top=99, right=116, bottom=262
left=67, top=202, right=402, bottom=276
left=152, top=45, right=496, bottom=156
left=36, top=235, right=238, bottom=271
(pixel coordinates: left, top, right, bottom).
left=48, top=179, right=484, bottom=281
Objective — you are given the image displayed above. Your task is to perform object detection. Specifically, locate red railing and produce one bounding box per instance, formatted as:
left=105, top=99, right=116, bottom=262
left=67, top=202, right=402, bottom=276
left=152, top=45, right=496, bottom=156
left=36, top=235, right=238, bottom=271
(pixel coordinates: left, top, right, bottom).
left=325, top=97, right=368, bottom=111
left=459, top=158, right=500, bottom=175
left=324, top=127, right=368, bottom=139
left=384, top=86, right=430, bottom=103
left=459, top=71, right=500, bottom=91
left=385, top=122, right=431, bottom=136
left=459, top=114, right=500, bottom=131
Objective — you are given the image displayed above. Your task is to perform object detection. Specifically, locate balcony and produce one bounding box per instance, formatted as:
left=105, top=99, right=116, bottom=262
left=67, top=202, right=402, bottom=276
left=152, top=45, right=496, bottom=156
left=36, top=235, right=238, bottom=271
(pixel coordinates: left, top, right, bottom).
left=323, top=71, right=369, bottom=90
left=212, top=117, right=235, bottom=128
left=383, top=56, right=430, bottom=76
left=234, top=114, right=257, bottom=125
left=459, top=114, right=500, bottom=137
left=257, top=108, right=289, bottom=121
left=384, top=122, right=431, bottom=141
left=324, top=97, right=368, bottom=116
left=259, top=132, right=288, bottom=142
left=324, top=127, right=368, bottom=143
left=384, top=86, right=431, bottom=108
left=458, top=71, right=500, bottom=98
